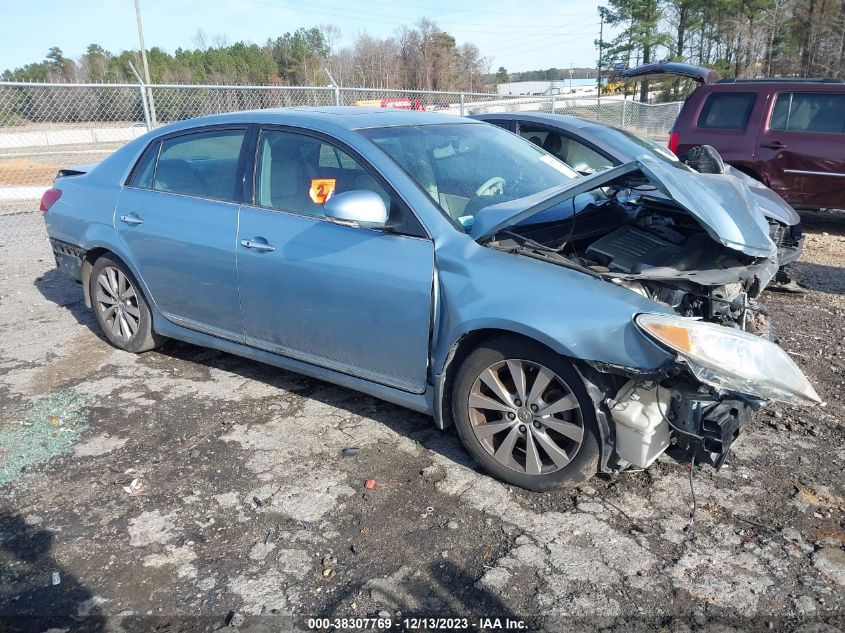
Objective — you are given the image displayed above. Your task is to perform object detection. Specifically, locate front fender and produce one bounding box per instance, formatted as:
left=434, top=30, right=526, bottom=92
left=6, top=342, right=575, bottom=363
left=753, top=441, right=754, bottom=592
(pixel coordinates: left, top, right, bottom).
left=431, top=236, right=675, bottom=375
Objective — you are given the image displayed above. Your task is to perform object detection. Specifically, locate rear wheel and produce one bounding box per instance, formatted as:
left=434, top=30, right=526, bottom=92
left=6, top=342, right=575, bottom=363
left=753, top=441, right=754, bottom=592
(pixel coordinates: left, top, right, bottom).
left=89, top=255, right=165, bottom=353
left=452, top=336, right=600, bottom=491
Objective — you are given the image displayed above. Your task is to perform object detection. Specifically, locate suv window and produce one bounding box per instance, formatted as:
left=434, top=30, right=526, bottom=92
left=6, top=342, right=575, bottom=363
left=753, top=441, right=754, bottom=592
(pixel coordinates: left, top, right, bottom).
left=697, top=92, right=756, bottom=129
left=256, top=130, right=391, bottom=217
left=770, top=92, right=845, bottom=134
left=153, top=129, right=245, bottom=201
left=519, top=125, right=614, bottom=174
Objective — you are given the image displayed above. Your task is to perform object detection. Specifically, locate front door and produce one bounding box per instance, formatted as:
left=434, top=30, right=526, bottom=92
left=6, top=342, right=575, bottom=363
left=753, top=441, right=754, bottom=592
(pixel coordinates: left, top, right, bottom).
left=757, top=91, right=845, bottom=208
left=116, top=127, right=247, bottom=337
left=236, top=128, right=434, bottom=392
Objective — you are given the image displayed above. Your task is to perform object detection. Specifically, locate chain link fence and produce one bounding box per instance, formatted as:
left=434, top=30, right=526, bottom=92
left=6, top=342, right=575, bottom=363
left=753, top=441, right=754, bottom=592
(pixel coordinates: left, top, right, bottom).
left=0, top=81, right=682, bottom=249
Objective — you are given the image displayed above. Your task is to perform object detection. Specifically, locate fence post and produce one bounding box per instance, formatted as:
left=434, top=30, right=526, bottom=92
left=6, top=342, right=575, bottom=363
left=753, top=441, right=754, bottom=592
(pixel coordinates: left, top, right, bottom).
left=334, top=85, right=341, bottom=106
left=138, top=84, right=152, bottom=131
left=550, top=92, right=555, bottom=114
left=621, top=98, right=627, bottom=127
left=460, top=93, right=465, bottom=116
left=127, top=61, right=152, bottom=131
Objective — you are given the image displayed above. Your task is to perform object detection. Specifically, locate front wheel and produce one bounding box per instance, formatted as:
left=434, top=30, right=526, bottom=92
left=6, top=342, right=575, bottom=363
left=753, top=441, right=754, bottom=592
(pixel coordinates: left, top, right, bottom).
left=451, top=336, right=600, bottom=492
left=89, top=255, right=166, bottom=353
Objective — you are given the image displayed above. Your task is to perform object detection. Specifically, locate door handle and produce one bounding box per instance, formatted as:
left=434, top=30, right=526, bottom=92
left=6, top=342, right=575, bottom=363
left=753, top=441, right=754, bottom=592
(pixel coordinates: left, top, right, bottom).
left=761, top=141, right=786, bottom=150
left=119, top=213, right=144, bottom=225
left=240, top=238, right=276, bottom=253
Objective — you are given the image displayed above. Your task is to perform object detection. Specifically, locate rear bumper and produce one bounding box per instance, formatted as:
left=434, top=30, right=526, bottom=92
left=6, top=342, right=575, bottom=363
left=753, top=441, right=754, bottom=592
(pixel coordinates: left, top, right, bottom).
left=50, top=237, right=85, bottom=282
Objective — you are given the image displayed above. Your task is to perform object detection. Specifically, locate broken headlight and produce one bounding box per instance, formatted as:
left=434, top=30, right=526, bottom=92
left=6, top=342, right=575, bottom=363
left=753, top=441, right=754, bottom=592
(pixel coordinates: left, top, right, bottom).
left=636, top=313, right=821, bottom=406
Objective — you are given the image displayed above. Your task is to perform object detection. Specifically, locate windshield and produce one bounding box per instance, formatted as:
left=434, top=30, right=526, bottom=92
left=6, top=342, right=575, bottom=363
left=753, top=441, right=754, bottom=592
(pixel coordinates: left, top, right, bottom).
left=590, top=126, right=694, bottom=171
left=358, top=123, right=578, bottom=225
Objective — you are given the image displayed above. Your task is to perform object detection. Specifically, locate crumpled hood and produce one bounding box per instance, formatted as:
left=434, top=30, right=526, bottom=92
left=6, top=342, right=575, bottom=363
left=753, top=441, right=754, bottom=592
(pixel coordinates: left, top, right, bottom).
left=637, top=159, right=775, bottom=258
left=471, top=158, right=776, bottom=259
left=724, top=165, right=801, bottom=226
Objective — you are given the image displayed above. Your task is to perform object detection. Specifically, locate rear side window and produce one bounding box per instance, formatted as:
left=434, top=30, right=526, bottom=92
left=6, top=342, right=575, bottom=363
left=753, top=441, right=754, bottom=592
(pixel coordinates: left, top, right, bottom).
left=697, top=92, right=756, bottom=130
left=770, top=92, right=845, bottom=134
left=128, top=141, right=159, bottom=188
left=153, top=129, right=245, bottom=201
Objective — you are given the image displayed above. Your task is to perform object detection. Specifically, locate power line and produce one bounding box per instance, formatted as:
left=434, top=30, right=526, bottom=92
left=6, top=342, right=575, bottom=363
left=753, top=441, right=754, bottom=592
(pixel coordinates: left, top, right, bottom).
left=240, top=0, right=593, bottom=33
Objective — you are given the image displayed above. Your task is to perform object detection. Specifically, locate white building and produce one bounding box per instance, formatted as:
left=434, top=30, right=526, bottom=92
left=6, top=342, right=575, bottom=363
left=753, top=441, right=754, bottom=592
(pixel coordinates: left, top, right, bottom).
left=496, top=80, right=564, bottom=96
left=496, top=79, right=596, bottom=96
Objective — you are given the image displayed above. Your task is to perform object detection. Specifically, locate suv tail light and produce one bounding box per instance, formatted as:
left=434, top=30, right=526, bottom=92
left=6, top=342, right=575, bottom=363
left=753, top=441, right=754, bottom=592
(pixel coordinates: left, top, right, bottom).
left=39, top=188, right=61, bottom=213
left=667, top=131, right=680, bottom=155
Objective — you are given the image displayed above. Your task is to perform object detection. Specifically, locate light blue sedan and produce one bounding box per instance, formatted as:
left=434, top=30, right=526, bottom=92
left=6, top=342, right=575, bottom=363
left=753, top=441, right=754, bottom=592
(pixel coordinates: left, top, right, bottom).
left=41, top=107, right=819, bottom=491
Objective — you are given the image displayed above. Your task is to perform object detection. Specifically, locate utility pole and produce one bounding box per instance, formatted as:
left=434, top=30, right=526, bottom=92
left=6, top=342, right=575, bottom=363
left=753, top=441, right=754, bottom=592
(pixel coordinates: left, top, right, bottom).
left=134, top=0, right=157, bottom=125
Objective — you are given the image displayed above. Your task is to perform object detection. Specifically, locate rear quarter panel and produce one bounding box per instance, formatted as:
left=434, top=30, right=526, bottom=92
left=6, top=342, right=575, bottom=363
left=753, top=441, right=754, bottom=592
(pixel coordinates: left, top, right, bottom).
left=46, top=174, right=120, bottom=253
left=44, top=134, right=152, bottom=291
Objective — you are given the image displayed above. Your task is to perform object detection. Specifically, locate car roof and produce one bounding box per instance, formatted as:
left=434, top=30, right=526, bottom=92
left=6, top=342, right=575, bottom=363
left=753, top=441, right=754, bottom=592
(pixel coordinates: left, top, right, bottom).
left=149, top=106, right=477, bottom=137
left=471, top=112, right=640, bottom=163
left=715, top=77, right=845, bottom=85
left=472, top=112, right=607, bottom=132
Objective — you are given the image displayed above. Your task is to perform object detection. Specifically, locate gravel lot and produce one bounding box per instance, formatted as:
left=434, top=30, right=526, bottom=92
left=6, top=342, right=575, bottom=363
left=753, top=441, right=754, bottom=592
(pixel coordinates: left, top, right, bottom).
left=0, top=211, right=843, bottom=632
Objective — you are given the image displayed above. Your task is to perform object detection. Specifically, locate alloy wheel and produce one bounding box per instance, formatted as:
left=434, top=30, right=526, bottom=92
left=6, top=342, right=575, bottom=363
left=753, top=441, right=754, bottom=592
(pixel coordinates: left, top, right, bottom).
left=95, top=266, right=141, bottom=341
left=468, top=359, right=584, bottom=475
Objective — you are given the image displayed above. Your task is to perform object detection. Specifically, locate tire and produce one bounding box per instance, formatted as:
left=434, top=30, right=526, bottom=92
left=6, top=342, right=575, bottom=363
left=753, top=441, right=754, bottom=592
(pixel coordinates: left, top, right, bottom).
left=89, top=255, right=166, bottom=353
left=451, top=336, right=600, bottom=492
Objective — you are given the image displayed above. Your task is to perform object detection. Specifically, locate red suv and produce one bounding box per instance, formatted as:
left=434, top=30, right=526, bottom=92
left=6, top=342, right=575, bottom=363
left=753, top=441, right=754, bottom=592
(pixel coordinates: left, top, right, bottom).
left=623, top=62, right=845, bottom=210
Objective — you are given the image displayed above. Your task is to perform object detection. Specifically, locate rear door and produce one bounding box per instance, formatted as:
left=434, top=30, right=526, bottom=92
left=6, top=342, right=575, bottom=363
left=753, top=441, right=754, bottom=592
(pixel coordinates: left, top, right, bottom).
left=236, top=127, right=434, bottom=393
left=678, top=90, right=760, bottom=160
left=757, top=90, right=845, bottom=208
left=116, top=127, right=247, bottom=338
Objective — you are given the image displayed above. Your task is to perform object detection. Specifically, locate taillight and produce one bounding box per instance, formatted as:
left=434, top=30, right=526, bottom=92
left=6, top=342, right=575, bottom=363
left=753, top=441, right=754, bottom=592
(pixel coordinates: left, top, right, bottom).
left=39, top=188, right=61, bottom=213
left=667, top=131, right=680, bottom=155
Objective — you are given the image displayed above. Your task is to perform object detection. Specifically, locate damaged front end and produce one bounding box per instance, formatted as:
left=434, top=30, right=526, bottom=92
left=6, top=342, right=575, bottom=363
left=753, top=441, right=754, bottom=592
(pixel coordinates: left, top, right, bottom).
left=474, top=159, right=818, bottom=470
left=590, top=313, right=820, bottom=471
left=476, top=159, right=779, bottom=334
left=604, top=378, right=756, bottom=470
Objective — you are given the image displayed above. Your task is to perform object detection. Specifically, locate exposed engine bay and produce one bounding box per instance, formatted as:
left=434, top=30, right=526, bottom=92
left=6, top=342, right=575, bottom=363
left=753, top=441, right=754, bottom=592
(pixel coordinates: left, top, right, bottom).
left=486, top=186, right=777, bottom=334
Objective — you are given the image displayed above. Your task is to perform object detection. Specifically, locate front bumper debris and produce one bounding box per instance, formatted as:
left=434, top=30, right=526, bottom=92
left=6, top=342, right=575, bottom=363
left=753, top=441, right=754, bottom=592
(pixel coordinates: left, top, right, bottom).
left=769, top=221, right=804, bottom=268
left=666, top=389, right=757, bottom=467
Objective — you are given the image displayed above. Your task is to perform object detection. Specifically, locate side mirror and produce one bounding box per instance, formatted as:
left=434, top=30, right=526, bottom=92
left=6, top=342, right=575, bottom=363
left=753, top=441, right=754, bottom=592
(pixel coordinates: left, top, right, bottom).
left=324, top=190, right=389, bottom=230
left=682, top=144, right=726, bottom=174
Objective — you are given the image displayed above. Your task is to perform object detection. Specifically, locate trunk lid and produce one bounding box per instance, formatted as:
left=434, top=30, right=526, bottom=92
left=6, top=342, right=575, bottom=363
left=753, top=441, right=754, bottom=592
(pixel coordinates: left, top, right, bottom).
left=56, top=161, right=101, bottom=180
left=621, top=62, right=721, bottom=85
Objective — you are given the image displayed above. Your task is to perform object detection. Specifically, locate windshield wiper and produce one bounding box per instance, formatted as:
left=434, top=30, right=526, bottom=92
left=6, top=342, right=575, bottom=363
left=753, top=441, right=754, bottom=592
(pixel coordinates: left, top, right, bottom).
left=498, top=230, right=566, bottom=254
left=493, top=235, right=602, bottom=280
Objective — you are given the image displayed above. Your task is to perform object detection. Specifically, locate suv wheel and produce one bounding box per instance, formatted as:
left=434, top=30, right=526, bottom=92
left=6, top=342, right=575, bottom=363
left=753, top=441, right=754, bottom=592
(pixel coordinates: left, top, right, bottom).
left=89, top=255, right=165, bottom=353
left=452, top=336, right=600, bottom=491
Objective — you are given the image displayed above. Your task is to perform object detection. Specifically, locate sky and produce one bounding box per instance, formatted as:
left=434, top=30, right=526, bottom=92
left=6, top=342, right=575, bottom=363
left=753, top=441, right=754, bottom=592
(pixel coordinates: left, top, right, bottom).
left=1, top=0, right=619, bottom=76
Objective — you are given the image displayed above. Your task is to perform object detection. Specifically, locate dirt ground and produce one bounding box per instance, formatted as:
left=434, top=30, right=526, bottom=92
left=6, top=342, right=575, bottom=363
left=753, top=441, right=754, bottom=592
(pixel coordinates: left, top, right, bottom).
left=0, top=212, right=843, bottom=633
left=0, top=147, right=120, bottom=192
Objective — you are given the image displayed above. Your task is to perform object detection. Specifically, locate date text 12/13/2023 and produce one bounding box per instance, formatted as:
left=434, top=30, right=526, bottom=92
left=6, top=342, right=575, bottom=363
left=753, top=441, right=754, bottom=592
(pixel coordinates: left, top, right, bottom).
left=306, top=617, right=528, bottom=630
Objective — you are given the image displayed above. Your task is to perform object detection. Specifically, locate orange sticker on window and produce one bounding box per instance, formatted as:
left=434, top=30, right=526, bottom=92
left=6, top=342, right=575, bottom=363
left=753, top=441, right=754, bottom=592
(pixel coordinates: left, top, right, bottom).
left=309, top=178, right=336, bottom=204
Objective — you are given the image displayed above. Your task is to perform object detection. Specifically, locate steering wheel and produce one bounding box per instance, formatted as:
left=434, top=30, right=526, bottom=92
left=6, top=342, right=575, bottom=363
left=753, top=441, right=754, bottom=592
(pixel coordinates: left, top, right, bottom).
left=475, top=176, right=505, bottom=197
